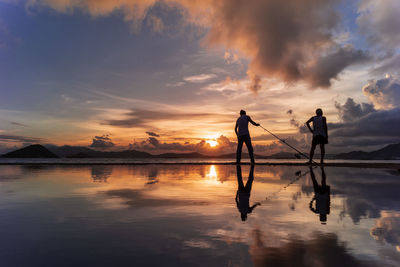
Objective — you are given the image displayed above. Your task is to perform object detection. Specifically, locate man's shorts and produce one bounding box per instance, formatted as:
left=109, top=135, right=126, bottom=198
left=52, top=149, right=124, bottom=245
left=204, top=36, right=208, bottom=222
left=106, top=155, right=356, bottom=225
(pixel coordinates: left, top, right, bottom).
left=312, top=135, right=328, bottom=145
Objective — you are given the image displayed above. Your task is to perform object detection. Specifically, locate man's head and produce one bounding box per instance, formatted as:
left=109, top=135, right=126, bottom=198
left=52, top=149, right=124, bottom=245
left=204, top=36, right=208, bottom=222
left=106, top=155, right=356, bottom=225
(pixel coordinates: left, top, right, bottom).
left=240, top=110, right=246, bottom=116
left=315, top=108, right=323, bottom=116
left=241, top=213, right=247, bottom=221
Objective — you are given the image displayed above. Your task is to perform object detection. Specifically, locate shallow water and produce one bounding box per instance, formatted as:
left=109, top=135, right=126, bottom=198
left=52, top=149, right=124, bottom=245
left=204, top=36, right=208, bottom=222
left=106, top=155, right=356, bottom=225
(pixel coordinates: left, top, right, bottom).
left=0, top=165, right=399, bottom=266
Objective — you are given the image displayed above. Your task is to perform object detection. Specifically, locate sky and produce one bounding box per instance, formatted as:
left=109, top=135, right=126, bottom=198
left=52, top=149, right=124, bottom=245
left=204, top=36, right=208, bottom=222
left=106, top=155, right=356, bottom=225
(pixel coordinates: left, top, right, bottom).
left=0, top=0, right=400, bottom=155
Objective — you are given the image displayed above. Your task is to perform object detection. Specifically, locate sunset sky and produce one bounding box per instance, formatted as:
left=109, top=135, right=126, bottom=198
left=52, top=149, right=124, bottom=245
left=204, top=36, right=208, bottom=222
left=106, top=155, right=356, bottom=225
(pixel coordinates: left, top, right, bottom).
left=1, top=0, right=400, bottom=155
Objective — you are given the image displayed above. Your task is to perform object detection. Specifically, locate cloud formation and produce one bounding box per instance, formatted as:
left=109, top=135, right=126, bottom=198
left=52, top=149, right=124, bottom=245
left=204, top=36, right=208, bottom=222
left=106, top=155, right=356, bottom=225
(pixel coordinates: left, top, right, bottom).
left=146, top=131, right=160, bottom=137
left=28, top=0, right=369, bottom=89
left=130, top=134, right=237, bottom=154
left=0, top=134, right=43, bottom=143
left=183, top=74, right=217, bottom=83
left=334, top=98, right=375, bottom=122
left=328, top=97, right=400, bottom=149
left=362, top=75, right=400, bottom=109
left=103, top=108, right=231, bottom=128
left=357, top=0, right=400, bottom=51
left=90, top=134, right=115, bottom=148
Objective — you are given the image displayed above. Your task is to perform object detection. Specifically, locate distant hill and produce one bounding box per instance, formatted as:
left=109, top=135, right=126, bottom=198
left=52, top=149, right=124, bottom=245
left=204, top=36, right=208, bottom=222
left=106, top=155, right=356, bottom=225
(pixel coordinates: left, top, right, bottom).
left=334, top=143, right=400, bottom=160
left=1, top=144, right=59, bottom=158
left=68, top=149, right=153, bottom=158
left=45, top=145, right=97, bottom=157
left=4, top=142, right=399, bottom=160
left=155, top=152, right=208, bottom=158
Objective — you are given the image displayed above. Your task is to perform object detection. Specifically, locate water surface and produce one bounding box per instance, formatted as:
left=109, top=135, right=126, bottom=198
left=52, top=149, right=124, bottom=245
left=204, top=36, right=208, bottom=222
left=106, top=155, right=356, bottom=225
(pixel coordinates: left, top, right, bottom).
left=0, top=165, right=399, bottom=266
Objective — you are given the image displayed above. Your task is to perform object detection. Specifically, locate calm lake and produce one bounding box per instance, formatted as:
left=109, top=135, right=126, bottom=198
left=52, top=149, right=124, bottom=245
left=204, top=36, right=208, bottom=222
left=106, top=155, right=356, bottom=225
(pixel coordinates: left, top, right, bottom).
left=0, top=165, right=399, bottom=266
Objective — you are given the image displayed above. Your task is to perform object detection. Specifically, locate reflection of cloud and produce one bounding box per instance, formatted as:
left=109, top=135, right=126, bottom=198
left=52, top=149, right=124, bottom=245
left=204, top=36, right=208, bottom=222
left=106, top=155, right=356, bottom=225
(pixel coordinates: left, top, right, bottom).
left=370, top=211, right=400, bottom=250
left=103, top=189, right=209, bottom=208
left=250, top=229, right=375, bottom=267
left=343, top=198, right=380, bottom=224
left=91, top=166, right=113, bottom=182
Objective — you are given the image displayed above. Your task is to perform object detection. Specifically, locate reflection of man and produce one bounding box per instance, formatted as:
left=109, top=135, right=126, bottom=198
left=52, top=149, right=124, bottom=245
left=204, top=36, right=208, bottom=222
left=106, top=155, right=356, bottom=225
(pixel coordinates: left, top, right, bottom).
left=309, top=166, right=330, bottom=224
left=236, top=165, right=261, bottom=221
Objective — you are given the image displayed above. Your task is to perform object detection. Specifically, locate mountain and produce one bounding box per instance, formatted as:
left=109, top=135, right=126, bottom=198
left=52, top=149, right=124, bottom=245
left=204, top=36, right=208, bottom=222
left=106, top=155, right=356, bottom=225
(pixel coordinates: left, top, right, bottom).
left=155, top=152, right=208, bottom=158
left=334, top=143, right=400, bottom=160
left=45, top=145, right=97, bottom=157
left=68, top=149, right=153, bottom=158
left=1, top=144, right=59, bottom=158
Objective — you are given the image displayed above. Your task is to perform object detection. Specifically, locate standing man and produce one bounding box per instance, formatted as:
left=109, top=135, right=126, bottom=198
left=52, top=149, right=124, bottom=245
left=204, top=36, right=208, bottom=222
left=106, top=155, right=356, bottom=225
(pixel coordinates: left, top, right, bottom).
left=235, top=110, right=260, bottom=164
left=306, top=108, right=328, bottom=164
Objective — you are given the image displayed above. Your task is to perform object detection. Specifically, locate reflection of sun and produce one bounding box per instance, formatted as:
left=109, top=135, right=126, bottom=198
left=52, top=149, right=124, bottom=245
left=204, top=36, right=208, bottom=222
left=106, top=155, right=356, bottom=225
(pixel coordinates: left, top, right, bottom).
left=207, top=165, right=217, bottom=178
left=205, top=165, right=220, bottom=185
left=206, top=140, right=218, bottom=147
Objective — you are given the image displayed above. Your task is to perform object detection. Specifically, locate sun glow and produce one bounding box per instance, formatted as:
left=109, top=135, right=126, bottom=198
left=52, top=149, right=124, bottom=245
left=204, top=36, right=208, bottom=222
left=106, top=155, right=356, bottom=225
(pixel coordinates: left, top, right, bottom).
left=205, top=165, right=220, bottom=185
left=206, top=140, right=218, bottom=147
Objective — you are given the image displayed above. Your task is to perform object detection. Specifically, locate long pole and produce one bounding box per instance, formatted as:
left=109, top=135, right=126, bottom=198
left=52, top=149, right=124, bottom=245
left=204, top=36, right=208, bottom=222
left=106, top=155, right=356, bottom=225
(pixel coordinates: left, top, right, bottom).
left=259, top=125, right=318, bottom=164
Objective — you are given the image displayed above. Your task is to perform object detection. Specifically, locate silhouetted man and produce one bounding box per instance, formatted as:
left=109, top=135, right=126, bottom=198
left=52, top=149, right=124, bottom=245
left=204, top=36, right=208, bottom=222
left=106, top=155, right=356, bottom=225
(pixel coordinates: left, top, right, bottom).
left=235, top=110, right=259, bottom=164
left=236, top=165, right=261, bottom=221
left=309, top=166, right=330, bottom=224
left=306, top=108, right=328, bottom=164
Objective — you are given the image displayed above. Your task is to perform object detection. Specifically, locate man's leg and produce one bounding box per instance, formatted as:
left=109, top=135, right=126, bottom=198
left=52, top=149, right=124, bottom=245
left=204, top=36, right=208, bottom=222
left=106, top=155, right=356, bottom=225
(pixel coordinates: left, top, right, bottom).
left=236, top=136, right=244, bottom=164
left=236, top=165, right=244, bottom=190
left=309, top=143, right=316, bottom=164
left=320, top=144, right=325, bottom=164
left=244, top=135, right=255, bottom=164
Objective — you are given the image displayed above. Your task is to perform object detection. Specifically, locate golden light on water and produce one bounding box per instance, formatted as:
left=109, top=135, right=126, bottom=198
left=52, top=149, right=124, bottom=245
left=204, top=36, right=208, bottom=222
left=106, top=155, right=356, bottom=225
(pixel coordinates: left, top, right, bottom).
left=205, top=165, right=219, bottom=185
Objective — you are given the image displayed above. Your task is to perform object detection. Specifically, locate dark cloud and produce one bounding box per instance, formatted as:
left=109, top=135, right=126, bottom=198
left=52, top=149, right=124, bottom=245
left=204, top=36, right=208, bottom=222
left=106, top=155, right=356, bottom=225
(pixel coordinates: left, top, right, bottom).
left=0, top=134, right=44, bottom=143
left=89, top=135, right=115, bottom=148
left=330, top=107, right=400, bottom=138
left=362, top=75, right=400, bottom=109
left=305, top=46, right=369, bottom=87
left=10, top=121, right=28, bottom=127
left=334, top=98, right=376, bottom=122
left=247, top=71, right=262, bottom=93
left=146, top=131, right=160, bottom=137
left=104, top=109, right=231, bottom=128
left=207, top=0, right=369, bottom=88
left=286, top=109, right=308, bottom=133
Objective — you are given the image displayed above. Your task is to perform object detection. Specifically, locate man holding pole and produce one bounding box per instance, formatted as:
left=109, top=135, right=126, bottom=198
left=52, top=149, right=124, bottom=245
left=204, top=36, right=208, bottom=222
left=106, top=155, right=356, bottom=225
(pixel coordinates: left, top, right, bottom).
left=235, top=110, right=260, bottom=165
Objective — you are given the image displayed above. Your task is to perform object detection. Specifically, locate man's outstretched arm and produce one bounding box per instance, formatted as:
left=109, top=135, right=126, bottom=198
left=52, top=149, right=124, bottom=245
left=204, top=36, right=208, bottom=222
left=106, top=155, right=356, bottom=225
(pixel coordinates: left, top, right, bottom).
left=248, top=116, right=260, bottom=126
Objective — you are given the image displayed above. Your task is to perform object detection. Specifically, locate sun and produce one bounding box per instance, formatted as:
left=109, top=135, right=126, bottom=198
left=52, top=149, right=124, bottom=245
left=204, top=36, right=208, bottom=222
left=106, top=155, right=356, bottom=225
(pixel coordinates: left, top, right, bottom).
left=206, top=140, right=218, bottom=147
